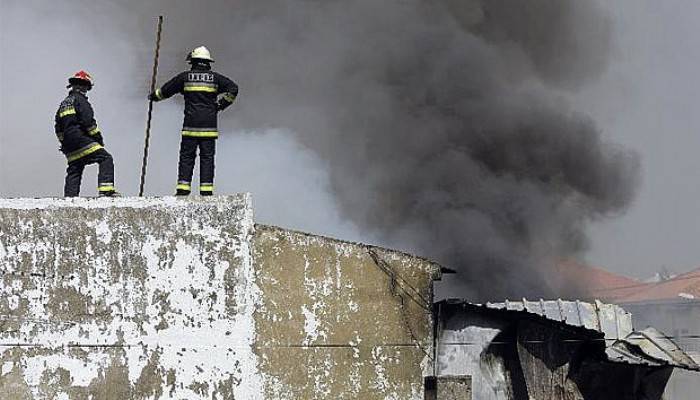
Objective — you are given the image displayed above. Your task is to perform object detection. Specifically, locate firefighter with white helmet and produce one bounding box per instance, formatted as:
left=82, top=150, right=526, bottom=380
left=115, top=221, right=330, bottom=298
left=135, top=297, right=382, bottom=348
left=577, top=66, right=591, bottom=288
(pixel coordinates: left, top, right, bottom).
left=54, top=70, right=119, bottom=197
left=149, top=45, right=239, bottom=196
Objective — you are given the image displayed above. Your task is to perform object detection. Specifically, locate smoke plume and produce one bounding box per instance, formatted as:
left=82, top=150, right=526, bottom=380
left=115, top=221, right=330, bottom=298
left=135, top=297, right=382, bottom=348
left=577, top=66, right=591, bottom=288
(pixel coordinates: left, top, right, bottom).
left=0, top=0, right=639, bottom=300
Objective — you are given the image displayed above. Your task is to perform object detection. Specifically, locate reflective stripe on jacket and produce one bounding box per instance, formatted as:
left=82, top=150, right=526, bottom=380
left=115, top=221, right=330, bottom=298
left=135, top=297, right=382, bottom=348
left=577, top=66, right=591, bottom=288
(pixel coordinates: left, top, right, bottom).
left=153, top=65, right=238, bottom=139
left=54, top=90, right=104, bottom=163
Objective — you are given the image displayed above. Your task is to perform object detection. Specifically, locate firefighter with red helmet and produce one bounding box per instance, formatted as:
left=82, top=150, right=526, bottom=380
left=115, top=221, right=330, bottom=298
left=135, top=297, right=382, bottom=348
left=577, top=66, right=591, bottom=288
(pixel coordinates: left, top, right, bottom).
left=54, top=71, right=119, bottom=197
left=149, top=46, right=239, bottom=196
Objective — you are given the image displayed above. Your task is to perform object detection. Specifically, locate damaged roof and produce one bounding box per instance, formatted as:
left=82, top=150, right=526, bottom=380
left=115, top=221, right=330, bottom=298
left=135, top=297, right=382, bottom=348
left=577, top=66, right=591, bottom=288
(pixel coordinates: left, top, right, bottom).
left=607, top=327, right=700, bottom=371
left=440, top=298, right=700, bottom=372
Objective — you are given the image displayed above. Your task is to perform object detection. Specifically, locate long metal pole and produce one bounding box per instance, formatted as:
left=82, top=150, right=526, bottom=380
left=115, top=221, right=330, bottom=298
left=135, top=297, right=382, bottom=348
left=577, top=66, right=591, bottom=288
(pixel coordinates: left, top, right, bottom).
left=139, top=16, right=164, bottom=197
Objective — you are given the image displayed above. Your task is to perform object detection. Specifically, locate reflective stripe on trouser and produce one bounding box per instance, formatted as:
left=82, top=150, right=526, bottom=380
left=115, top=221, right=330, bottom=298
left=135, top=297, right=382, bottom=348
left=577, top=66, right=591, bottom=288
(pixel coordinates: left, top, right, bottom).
left=182, top=127, right=218, bottom=138
left=177, top=137, right=215, bottom=193
left=66, top=142, right=103, bottom=163
left=176, top=180, right=191, bottom=191
left=98, top=183, right=114, bottom=192
left=64, top=148, right=115, bottom=197
left=200, top=183, right=214, bottom=193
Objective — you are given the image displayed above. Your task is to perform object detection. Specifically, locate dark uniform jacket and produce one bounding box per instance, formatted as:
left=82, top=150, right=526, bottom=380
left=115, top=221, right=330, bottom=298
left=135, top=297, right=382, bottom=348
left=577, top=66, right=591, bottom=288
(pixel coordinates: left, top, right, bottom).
left=154, top=64, right=238, bottom=138
left=54, top=90, right=104, bottom=163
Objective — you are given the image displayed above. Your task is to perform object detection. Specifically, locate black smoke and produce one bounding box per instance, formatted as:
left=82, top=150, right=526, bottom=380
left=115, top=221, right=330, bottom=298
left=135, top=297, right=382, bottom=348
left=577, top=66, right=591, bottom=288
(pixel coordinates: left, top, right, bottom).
left=128, top=0, right=638, bottom=299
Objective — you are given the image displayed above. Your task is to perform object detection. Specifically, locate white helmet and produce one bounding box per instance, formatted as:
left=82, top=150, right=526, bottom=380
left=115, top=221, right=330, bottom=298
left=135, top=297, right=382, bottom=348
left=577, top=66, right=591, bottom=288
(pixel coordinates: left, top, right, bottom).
left=187, top=46, right=214, bottom=63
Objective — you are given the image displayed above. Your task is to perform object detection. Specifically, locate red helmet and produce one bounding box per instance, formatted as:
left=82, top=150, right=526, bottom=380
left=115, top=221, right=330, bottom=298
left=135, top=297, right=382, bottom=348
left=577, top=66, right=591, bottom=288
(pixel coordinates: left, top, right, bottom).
left=67, top=70, right=94, bottom=88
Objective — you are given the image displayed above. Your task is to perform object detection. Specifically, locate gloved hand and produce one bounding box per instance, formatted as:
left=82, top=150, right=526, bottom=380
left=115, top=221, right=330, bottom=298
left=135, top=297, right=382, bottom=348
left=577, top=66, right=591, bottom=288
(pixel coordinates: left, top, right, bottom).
left=148, top=93, right=159, bottom=101
left=94, top=133, right=105, bottom=146
left=216, top=100, right=226, bottom=111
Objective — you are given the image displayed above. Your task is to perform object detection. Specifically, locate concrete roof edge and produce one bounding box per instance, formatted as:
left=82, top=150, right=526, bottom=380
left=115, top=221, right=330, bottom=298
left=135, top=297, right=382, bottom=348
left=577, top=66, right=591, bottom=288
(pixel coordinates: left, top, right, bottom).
left=255, top=224, right=444, bottom=279
left=0, top=193, right=252, bottom=210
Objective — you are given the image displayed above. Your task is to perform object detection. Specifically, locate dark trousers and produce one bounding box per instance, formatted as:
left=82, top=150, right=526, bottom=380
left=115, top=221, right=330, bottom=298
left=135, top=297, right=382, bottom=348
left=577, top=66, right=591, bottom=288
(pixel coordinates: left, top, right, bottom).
left=64, top=148, right=115, bottom=197
left=178, top=137, right=216, bottom=193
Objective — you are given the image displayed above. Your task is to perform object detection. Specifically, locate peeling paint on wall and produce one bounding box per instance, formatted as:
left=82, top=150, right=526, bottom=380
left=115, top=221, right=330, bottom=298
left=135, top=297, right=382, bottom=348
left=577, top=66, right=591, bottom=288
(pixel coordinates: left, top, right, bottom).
left=0, top=195, right=263, bottom=399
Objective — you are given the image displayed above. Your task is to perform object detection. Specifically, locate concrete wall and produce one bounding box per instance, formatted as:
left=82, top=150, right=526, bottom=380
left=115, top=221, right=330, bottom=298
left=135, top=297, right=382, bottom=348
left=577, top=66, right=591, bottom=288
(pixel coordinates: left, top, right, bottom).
left=0, top=195, right=261, bottom=399
left=253, top=225, right=438, bottom=398
left=436, top=376, right=472, bottom=400
left=0, top=194, right=440, bottom=399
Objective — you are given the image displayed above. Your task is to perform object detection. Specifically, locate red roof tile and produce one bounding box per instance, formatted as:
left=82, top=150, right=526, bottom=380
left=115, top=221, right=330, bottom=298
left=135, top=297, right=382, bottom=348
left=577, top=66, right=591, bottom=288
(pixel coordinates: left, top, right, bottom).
left=556, top=260, right=651, bottom=302
left=557, top=260, right=700, bottom=303
left=617, top=268, right=700, bottom=303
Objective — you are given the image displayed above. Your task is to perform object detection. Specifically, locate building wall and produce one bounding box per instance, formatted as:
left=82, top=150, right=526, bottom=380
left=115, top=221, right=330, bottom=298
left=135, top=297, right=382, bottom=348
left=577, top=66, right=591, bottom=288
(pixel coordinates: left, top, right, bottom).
left=0, top=195, right=440, bottom=399
left=436, top=307, right=518, bottom=400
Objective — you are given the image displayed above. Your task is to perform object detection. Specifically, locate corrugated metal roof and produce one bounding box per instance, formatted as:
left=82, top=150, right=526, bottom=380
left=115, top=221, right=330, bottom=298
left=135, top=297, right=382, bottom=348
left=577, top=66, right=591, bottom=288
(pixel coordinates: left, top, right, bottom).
left=607, top=327, right=700, bottom=371
left=442, top=298, right=700, bottom=372
left=484, top=298, right=633, bottom=340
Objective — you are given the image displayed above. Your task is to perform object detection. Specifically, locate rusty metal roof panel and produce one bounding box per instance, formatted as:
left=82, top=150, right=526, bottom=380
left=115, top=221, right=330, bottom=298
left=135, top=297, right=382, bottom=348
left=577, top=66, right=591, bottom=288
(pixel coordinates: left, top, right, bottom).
left=485, top=298, right=633, bottom=340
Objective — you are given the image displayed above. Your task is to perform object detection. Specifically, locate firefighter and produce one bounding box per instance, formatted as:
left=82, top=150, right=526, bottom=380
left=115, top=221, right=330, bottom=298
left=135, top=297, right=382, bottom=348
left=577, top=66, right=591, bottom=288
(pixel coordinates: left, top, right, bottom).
left=149, top=46, right=239, bottom=196
left=54, top=71, right=118, bottom=197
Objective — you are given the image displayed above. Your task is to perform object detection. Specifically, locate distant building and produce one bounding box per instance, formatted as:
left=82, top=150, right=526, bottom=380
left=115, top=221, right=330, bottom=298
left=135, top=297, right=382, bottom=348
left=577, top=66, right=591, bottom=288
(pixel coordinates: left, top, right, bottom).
left=616, top=269, right=700, bottom=355
left=554, top=260, right=649, bottom=302
left=610, top=269, right=700, bottom=399
left=560, top=261, right=700, bottom=400
left=560, top=262, right=700, bottom=360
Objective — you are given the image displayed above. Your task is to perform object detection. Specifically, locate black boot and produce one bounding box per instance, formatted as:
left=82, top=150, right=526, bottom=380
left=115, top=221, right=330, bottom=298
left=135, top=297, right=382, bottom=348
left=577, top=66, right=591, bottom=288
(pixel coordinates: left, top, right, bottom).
left=99, top=190, right=121, bottom=197
left=176, top=189, right=191, bottom=196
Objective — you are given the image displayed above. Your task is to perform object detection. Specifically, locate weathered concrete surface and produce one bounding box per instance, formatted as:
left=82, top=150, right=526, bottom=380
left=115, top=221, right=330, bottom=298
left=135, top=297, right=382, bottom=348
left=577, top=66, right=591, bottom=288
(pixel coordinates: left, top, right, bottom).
left=436, top=376, right=472, bottom=400
left=0, top=195, right=261, bottom=399
left=0, top=195, right=440, bottom=399
left=253, top=226, right=439, bottom=399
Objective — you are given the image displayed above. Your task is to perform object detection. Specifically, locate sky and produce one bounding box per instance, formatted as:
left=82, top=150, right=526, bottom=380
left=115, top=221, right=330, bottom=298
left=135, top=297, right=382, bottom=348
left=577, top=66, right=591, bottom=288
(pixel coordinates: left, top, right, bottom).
left=1, top=0, right=699, bottom=284
left=577, top=1, right=700, bottom=279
